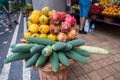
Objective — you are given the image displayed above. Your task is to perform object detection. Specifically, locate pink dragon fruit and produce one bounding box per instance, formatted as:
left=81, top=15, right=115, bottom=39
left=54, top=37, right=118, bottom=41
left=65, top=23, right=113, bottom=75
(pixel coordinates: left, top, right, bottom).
left=60, top=22, right=71, bottom=33
left=57, top=32, right=67, bottom=42
left=49, top=11, right=61, bottom=24
left=65, top=15, right=77, bottom=26
left=66, top=14, right=71, bottom=17
left=58, top=12, right=66, bottom=21
left=50, top=24, right=60, bottom=34
left=67, top=29, right=77, bottom=40
left=71, top=25, right=79, bottom=31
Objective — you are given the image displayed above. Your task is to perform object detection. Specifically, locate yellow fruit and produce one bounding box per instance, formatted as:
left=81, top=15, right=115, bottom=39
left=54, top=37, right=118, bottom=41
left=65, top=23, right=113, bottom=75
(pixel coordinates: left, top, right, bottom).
left=39, top=25, right=50, bottom=34
left=31, top=10, right=41, bottom=17
left=23, top=32, right=32, bottom=39
left=48, top=34, right=57, bottom=41
left=31, top=33, right=39, bottom=37
left=28, top=14, right=39, bottom=23
left=41, top=7, right=50, bottom=16
left=28, top=24, right=39, bottom=33
left=39, top=15, right=49, bottom=25
left=39, top=34, right=48, bottom=38
left=27, top=21, right=33, bottom=27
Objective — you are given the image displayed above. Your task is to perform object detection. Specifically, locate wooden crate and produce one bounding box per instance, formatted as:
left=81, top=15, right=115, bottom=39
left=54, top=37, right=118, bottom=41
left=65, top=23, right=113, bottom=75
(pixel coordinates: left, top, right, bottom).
left=104, top=15, right=114, bottom=22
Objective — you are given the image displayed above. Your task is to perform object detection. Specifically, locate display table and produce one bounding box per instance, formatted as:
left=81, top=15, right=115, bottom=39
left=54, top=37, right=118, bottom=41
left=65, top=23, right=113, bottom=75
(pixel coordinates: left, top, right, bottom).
left=89, top=12, right=120, bottom=27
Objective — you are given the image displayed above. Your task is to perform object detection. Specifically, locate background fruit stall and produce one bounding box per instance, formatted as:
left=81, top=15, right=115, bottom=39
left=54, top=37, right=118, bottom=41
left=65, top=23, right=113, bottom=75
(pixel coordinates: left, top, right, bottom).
left=71, top=0, right=120, bottom=26
left=90, top=0, right=120, bottom=27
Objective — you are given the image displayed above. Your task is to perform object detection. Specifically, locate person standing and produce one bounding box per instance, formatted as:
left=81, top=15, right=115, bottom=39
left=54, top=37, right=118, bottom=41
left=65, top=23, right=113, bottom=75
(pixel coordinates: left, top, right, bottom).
left=0, top=0, right=18, bottom=30
left=79, top=0, right=91, bottom=34
left=66, top=0, right=72, bottom=13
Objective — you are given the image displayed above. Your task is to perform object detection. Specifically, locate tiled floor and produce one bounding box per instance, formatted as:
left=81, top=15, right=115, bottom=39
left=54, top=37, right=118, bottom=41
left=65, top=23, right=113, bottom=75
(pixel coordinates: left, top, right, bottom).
left=68, top=24, right=120, bottom=80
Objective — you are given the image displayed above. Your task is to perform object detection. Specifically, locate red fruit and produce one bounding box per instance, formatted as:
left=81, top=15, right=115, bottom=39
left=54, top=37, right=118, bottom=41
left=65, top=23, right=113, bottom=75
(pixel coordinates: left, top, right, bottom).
left=57, top=32, right=67, bottom=42
left=67, top=29, right=77, bottom=40
left=50, top=24, right=60, bottom=34
left=66, top=14, right=71, bottom=17
left=65, top=15, right=77, bottom=25
left=71, top=25, right=79, bottom=31
left=50, top=12, right=61, bottom=24
left=58, top=12, right=66, bottom=21
left=60, top=22, right=71, bottom=33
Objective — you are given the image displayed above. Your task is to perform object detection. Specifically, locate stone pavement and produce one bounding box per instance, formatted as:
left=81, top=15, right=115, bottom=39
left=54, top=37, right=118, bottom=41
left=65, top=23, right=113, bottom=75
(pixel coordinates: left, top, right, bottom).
left=68, top=24, right=120, bottom=80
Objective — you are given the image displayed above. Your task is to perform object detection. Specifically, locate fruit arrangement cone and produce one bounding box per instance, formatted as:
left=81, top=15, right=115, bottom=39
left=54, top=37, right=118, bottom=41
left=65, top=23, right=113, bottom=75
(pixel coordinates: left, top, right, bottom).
left=24, top=7, right=79, bottom=41
left=4, top=7, right=92, bottom=80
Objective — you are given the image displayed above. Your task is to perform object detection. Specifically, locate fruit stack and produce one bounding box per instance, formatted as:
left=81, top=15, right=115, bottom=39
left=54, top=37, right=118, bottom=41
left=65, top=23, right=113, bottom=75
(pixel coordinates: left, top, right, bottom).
left=72, top=4, right=80, bottom=10
left=99, top=0, right=111, bottom=7
left=24, top=7, right=79, bottom=42
left=90, top=4, right=103, bottom=13
left=102, top=5, right=120, bottom=16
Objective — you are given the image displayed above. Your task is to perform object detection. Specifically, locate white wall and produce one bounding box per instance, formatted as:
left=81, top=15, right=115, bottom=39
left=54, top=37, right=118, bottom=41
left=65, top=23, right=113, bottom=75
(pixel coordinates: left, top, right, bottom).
left=32, top=0, right=66, bottom=11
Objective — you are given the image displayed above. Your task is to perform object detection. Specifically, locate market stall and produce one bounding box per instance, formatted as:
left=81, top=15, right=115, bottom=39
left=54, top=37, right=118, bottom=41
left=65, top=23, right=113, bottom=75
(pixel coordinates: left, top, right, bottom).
left=89, top=0, right=120, bottom=26
left=71, top=0, right=120, bottom=26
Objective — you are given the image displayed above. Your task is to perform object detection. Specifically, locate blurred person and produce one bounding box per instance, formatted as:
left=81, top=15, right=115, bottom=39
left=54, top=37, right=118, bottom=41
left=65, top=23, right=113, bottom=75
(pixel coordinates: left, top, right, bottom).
left=25, top=0, right=32, bottom=4
left=0, top=0, right=18, bottom=30
left=79, top=0, right=91, bottom=34
left=66, top=0, right=72, bottom=14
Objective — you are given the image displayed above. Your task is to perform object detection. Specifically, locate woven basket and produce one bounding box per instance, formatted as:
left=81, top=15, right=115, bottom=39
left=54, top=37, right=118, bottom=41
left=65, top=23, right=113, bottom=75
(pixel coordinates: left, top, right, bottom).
left=38, top=59, right=76, bottom=80
left=24, top=59, right=76, bottom=80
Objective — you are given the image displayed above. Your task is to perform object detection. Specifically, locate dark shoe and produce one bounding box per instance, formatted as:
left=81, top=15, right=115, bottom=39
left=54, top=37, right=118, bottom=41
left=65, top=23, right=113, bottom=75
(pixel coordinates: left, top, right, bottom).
left=79, top=30, right=87, bottom=34
left=14, top=20, right=18, bottom=25
left=8, top=25, right=13, bottom=29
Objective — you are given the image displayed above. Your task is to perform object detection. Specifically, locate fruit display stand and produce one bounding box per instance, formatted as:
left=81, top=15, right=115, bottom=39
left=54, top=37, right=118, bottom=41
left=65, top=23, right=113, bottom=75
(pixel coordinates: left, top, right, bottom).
left=4, top=7, right=91, bottom=80
left=89, top=0, right=120, bottom=27
left=89, top=12, right=120, bottom=27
